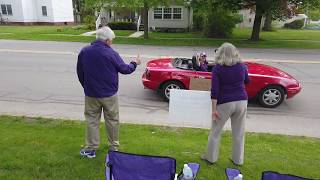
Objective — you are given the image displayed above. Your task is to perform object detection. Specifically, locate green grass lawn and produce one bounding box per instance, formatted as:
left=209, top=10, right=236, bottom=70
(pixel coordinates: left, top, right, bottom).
left=0, top=115, right=319, bottom=179
left=1, top=25, right=320, bottom=49
left=150, top=28, right=320, bottom=41
left=0, top=25, right=134, bottom=37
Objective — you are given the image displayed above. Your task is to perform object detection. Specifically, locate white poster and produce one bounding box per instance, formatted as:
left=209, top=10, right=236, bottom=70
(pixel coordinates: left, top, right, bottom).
left=168, top=89, right=212, bottom=128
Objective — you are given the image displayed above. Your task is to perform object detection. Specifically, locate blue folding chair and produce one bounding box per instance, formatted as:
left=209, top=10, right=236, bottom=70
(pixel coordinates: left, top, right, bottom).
left=225, top=168, right=241, bottom=180
left=106, top=150, right=200, bottom=180
left=262, top=171, right=315, bottom=180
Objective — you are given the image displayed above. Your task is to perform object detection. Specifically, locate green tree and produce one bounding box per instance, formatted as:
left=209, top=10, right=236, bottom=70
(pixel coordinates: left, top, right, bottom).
left=191, top=0, right=242, bottom=38
left=262, top=0, right=289, bottom=31
left=244, top=0, right=320, bottom=41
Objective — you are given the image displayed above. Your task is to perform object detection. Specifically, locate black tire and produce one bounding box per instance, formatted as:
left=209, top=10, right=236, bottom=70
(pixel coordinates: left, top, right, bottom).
left=258, top=85, right=285, bottom=108
left=159, top=81, right=185, bottom=101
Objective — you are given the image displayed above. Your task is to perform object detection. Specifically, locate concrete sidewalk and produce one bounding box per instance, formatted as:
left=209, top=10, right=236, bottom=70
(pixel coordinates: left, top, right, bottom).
left=81, top=30, right=96, bottom=36
left=129, top=31, right=144, bottom=38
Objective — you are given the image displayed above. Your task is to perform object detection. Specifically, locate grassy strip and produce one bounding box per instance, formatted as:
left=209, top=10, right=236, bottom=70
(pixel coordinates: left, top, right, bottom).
left=0, top=26, right=134, bottom=36
left=0, top=115, right=319, bottom=179
left=1, top=33, right=319, bottom=49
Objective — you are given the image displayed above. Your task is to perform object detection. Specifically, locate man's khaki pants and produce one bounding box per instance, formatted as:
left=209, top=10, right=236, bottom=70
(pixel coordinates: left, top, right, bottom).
left=205, top=100, right=247, bottom=165
left=84, top=95, right=119, bottom=151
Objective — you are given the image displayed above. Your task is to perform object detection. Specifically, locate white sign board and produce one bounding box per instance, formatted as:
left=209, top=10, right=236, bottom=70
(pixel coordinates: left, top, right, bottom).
left=168, top=89, right=212, bottom=128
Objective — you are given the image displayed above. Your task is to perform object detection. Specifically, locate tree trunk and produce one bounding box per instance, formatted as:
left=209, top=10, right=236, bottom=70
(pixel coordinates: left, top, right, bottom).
left=262, top=11, right=272, bottom=31
left=250, top=9, right=263, bottom=41
left=143, top=1, right=149, bottom=39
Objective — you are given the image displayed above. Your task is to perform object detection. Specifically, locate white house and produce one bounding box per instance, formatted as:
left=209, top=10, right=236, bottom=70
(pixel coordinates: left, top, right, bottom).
left=100, top=3, right=193, bottom=31
left=0, top=0, right=74, bottom=24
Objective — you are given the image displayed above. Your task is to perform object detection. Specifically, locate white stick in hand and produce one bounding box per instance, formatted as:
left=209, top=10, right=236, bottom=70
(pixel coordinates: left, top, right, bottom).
left=135, top=53, right=141, bottom=65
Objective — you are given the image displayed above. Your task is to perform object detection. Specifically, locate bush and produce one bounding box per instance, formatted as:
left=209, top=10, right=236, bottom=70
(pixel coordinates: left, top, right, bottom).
left=204, top=10, right=238, bottom=38
left=107, top=22, right=136, bottom=30
left=309, top=10, right=320, bottom=21
left=193, top=14, right=204, bottom=31
left=83, top=16, right=96, bottom=30
left=284, top=19, right=304, bottom=29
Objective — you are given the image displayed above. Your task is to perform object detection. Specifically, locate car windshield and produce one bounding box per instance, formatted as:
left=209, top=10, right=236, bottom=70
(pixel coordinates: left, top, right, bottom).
left=172, top=58, right=193, bottom=70
left=172, top=58, right=214, bottom=72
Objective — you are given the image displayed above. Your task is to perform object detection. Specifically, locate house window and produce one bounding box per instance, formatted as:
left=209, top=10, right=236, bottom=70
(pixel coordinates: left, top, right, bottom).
left=163, top=8, right=172, bottom=19
left=42, top=6, right=47, bottom=16
left=153, top=7, right=183, bottom=20
left=1, top=4, right=12, bottom=15
left=1, top=5, right=6, bottom=15
left=153, top=8, right=162, bottom=19
left=173, top=8, right=182, bottom=19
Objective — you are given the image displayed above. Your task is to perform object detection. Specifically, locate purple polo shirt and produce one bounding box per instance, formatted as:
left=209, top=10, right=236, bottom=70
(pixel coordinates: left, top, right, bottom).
left=77, top=40, right=137, bottom=98
left=211, top=63, right=250, bottom=104
left=200, top=61, right=208, bottom=71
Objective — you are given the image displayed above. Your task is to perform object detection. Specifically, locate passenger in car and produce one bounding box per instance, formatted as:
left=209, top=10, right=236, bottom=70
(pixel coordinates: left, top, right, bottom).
left=199, top=52, right=208, bottom=72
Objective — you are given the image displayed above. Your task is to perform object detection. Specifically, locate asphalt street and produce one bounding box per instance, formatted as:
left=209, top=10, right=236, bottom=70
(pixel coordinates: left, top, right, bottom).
left=1, top=40, right=320, bottom=138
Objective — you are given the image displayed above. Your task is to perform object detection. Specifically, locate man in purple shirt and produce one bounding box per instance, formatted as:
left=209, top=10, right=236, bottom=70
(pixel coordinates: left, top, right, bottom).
left=77, top=26, right=141, bottom=158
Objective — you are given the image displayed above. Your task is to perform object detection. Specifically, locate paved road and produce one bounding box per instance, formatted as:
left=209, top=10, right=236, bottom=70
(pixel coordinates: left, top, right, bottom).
left=1, top=40, right=320, bottom=138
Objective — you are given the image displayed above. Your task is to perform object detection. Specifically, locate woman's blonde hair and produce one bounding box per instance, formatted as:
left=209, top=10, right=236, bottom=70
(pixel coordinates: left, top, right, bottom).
left=215, top=43, right=241, bottom=66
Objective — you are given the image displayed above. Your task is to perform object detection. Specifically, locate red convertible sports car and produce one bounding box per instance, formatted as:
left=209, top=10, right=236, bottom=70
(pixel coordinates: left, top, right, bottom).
left=142, top=57, right=301, bottom=108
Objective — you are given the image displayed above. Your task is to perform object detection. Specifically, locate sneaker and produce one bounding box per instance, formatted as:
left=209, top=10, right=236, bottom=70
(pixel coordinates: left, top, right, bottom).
left=80, top=148, right=96, bottom=158
left=200, top=154, right=214, bottom=165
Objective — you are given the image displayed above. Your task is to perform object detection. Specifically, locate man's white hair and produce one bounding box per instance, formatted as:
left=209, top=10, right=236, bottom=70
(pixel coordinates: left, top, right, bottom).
left=215, top=42, right=241, bottom=66
left=96, top=26, right=115, bottom=41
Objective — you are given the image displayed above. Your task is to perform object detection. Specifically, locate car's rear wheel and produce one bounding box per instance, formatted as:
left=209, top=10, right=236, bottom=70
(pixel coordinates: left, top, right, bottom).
left=258, top=85, right=285, bottom=108
left=160, top=81, right=185, bottom=101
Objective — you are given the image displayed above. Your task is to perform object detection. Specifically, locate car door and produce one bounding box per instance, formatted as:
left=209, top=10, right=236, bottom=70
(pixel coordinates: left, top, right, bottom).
left=171, top=69, right=198, bottom=89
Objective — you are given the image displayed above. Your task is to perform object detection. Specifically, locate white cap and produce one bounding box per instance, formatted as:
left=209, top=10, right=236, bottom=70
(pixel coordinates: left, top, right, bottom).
left=96, top=26, right=115, bottom=41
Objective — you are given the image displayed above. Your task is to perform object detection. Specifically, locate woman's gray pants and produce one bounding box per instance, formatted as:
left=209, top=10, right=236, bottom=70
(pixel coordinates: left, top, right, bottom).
left=205, top=100, right=247, bottom=165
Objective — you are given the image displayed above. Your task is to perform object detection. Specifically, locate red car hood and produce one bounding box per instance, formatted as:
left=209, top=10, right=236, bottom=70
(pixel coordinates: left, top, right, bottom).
left=246, top=62, right=294, bottom=79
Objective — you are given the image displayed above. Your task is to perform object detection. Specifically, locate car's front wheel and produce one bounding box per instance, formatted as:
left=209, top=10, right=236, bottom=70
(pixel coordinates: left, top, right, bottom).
left=258, top=85, right=285, bottom=108
left=160, top=81, right=185, bottom=101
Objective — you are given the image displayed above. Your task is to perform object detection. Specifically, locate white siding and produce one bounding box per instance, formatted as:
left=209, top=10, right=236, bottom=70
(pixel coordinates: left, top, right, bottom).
left=51, top=0, right=74, bottom=22
left=237, top=9, right=256, bottom=28
left=21, top=0, right=37, bottom=22
left=35, top=0, right=54, bottom=22
left=0, top=0, right=24, bottom=22
left=148, top=6, right=192, bottom=29
left=0, top=0, right=73, bottom=23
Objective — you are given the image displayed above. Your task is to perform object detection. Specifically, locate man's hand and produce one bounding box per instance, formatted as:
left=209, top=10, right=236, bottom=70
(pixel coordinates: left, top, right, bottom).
left=134, top=54, right=141, bottom=65
left=212, top=110, right=220, bottom=121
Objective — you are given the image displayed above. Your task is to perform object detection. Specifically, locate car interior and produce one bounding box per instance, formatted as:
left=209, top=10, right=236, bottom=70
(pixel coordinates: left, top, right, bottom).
left=172, top=57, right=214, bottom=72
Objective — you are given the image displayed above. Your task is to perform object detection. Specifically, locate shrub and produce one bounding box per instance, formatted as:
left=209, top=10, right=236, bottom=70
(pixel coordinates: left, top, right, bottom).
left=204, top=9, right=238, bottom=38
left=83, top=16, right=95, bottom=30
left=107, top=22, right=136, bottom=30
left=284, top=19, right=304, bottom=29
left=193, top=14, right=204, bottom=31
left=309, top=10, right=320, bottom=21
